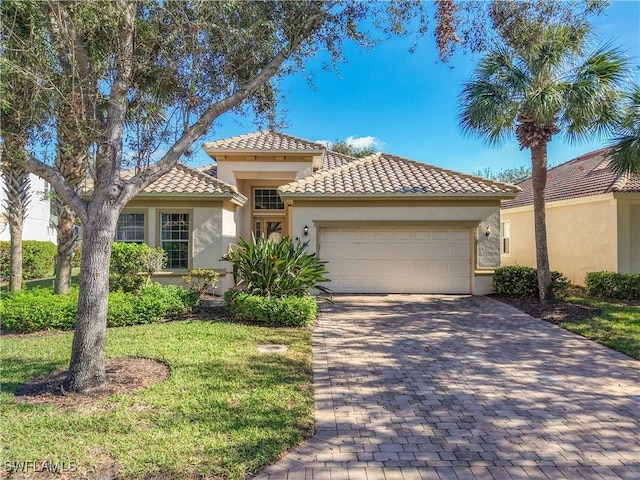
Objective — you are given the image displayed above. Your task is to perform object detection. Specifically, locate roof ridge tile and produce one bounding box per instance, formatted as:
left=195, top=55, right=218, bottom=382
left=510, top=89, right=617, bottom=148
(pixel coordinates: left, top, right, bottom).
left=204, top=130, right=325, bottom=151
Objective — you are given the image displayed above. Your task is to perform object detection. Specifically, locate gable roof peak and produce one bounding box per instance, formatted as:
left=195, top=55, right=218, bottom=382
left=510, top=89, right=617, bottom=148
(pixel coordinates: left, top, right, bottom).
left=203, top=130, right=326, bottom=153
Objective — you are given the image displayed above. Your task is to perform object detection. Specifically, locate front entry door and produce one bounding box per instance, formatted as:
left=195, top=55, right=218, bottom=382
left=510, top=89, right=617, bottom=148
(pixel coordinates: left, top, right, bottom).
left=253, top=217, right=285, bottom=241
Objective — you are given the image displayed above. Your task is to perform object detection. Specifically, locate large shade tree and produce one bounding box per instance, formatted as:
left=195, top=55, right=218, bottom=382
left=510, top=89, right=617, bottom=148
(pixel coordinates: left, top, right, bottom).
left=459, top=24, right=628, bottom=302
left=2, top=0, right=435, bottom=392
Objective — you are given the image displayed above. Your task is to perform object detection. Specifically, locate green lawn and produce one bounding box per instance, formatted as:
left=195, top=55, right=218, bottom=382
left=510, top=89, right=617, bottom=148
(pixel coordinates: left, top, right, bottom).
left=563, top=296, right=640, bottom=360
left=0, top=268, right=80, bottom=293
left=0, top=320, right=313, bottom=479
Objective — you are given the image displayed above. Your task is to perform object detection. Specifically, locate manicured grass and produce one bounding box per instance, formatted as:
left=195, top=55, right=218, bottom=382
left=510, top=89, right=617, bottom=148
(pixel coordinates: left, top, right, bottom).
left=0, top=268, right=80, bottom=293
left=0, top=320, right=313, bottom=479
left=563, top=296, right=640, bottom=360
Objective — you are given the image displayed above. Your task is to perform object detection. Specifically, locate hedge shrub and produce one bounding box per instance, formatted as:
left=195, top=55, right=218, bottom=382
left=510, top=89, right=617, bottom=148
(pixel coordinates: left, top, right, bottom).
left=109, top=242, right=166, bottom=293
left=0, top=240, right=56, bottom=280
left=492, top=265, right=570, bottom=298
left=223, top=290, right=317, bottom=327
left=585, top=271, right=640, bottom=301
left=0, top=284, right=200, bottom=333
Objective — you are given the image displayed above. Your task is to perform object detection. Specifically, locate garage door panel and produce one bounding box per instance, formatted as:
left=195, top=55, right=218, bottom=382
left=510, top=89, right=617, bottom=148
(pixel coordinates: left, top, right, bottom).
left=320, top=227, right=471, bottom=294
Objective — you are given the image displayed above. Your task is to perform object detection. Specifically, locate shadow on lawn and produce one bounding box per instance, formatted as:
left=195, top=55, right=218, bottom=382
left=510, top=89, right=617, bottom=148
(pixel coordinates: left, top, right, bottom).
left=0, top=357, right=65, bottom=394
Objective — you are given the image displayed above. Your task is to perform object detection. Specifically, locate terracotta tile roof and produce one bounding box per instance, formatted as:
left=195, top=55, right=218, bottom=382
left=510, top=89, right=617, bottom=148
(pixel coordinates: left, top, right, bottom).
left=320, top=150, right=359, bottom=170
left=279, top=153, right=520, bottom=197
left=203, top=131, right=325, bottom=152
left=196, top=164, right=218, bottom=178
left=502, top=148, right=640, bottom=209
left=103, top=163, right=242, bottom=197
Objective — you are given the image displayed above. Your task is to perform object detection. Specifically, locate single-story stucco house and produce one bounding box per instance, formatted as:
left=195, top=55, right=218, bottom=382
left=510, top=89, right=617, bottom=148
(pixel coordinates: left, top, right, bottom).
left=117, top=131, right=520, bottom=294
left=501, top=148, right=640, bottom=286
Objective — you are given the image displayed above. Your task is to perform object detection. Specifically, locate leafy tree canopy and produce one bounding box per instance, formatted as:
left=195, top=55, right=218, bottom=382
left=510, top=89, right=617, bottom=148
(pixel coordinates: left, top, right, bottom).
left=329, top=138, right=378, bottom=158
left=473, top=165, right=532, bottom=184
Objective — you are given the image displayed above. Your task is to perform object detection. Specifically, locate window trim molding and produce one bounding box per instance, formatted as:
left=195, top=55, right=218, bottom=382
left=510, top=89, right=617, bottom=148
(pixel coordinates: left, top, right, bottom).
left=501, top=220, right=511, bottom=256
left=252, top=187, right=285, bottom=213
left=116, top=209, right=149, bottom=244
left=157, top=208, right=194, bottom=271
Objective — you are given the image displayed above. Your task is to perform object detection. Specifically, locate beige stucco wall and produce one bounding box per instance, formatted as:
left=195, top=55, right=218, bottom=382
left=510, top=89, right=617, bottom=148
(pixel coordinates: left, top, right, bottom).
left=122, top=198, right=232, bottom=290
left=501, top=194, right=619, bottom=285
left=616, top=195, right=640, bottom=274
left=216, top=159, right=314, bottom=186
left=289, top=199, right=502, bottom=294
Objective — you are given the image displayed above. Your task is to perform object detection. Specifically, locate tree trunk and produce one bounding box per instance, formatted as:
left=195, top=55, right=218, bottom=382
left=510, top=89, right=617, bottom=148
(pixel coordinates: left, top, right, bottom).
left=63, top=201, right=119, bottom=392
left=53, top=89, right=87, bottom=295
left=54, top=204, right=78, bottom=294
left=8, top=221, right=24, bottom=292
left=530, top=143, right=554, bottom=303
left=2, top=145, right=31, bottom=293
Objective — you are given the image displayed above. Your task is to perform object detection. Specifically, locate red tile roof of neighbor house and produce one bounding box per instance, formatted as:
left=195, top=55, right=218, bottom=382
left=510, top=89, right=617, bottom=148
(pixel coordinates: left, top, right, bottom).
left=202, top=131, right=325, bottom=152
left=278, top=153, right=520, bottom=197
left=502, top=148, right=640, bottom=209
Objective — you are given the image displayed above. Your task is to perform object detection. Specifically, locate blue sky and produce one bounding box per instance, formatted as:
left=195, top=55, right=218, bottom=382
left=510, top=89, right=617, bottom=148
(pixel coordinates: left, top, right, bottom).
left=192, top=0, right=640, bottom=175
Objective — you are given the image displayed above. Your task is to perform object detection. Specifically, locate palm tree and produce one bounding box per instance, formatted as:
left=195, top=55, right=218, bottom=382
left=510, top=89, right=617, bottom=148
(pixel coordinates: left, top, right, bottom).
left=608, top=83, right=640, bottom=175
left=459, top=24, right=628, bottom=303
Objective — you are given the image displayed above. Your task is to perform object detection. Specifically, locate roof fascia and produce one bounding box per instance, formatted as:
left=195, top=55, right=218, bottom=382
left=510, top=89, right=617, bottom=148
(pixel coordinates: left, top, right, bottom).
left=502, top=192, right=616, bottom=212
left=278, top=192, right=519, bottom=201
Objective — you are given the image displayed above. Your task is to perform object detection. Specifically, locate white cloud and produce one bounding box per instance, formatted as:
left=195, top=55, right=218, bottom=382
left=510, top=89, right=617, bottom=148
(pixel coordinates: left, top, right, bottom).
left=314, top=139, right=332, bottom=148
left=345, top=135, right=383, bottom=150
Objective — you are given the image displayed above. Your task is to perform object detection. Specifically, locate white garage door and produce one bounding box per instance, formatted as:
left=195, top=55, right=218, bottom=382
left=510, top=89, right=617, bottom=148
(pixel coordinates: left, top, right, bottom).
left=319, top=227, right=471, bottom=294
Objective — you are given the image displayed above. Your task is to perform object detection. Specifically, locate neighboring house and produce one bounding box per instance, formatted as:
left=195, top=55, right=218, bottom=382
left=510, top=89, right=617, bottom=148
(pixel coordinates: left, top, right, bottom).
left=0, top=173, right=57, bottom=244
left=116, top=131, right=519, bottom=294
left=500, top=148, right=640, bottom=286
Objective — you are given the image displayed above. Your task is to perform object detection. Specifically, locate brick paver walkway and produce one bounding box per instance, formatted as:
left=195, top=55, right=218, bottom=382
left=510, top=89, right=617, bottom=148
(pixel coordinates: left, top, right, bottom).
left=255, top=295, right=640, bottom=479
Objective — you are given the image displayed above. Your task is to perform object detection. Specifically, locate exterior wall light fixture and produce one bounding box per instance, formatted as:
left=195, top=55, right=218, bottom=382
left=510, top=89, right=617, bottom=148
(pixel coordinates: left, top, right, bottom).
left=485, top=226, right=491, bottom=237
left=303, top=225, right=309, bottom=236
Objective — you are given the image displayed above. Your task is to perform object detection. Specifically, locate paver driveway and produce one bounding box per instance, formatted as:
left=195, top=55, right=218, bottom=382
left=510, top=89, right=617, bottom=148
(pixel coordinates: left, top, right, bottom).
left=255, top=295, right=640, bottom=480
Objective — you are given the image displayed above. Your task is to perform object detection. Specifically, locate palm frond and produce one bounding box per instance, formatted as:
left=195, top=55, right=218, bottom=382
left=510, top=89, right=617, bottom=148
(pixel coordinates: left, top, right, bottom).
left=607, top=84, right=640, bottom=175
left=563, top=44, right=628, bottom=142
left=459, top=48, right=524, bottom=146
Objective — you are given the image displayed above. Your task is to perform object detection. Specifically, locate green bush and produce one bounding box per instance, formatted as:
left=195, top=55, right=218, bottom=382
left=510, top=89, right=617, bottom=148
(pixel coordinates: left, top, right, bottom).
left=0, top=284, right=200, bottom=333
left=0, top=287, right=78, bottom=332
left=585, top=271, right=640, bottom=301
left=493, top=265, right=570, bottom=298
left=0, top=240, right=56, bottom=280
left=224, top=290, right=317, bottom=327
left=222, top=236, right=330, bottom=296
left=109, top=242, right=166, bottom=292
left=111, top=242, right=147, bottom=276
left=109, top=273, right=145, bottom=293
left=182, top=269, right=220, bottom=294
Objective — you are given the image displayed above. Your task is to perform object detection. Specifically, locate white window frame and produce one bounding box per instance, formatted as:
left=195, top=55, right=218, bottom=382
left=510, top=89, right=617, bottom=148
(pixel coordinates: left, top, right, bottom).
left=501, top=221, right=510, bottom=255
left=116, top=212, right=146, bottom=244
left=159, top=211, right=191, bottom=270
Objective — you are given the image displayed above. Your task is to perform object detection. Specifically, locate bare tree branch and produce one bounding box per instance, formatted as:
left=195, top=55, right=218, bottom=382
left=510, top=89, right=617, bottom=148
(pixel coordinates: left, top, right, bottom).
left=95, top=0, right=136, bottom=185
left=24, top=154, right=88, bottom=222
left=119, top=13, right=323, bottom=205
left=45, top=0, right=103, bottom=125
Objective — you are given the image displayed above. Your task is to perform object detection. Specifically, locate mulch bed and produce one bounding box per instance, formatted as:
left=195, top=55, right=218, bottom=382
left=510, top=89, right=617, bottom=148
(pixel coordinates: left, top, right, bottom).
left=491, top=294, right=600, bottom=324
left=14, top=357, right=170, bottom=408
